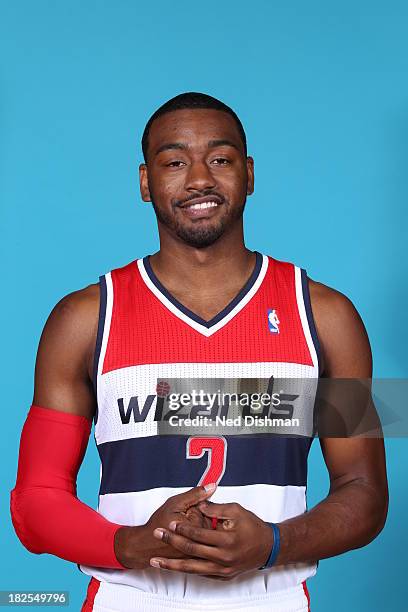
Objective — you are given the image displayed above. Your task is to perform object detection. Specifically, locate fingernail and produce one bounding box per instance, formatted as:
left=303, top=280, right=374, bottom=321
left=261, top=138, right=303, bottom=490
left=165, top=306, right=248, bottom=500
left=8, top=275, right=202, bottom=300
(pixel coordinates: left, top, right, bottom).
left=204, top=482, right=217, bottom=492
left=169, top=521, right=178, bottom=532
left=153, top=528, right=165, bottom=539
left=150, top=558, right=161, bottom=568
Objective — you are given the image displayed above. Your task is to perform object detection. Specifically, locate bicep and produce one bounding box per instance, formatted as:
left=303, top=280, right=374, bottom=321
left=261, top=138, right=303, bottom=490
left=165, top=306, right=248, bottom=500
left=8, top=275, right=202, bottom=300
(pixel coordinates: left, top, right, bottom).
left=32, top=287, right=99, bottom=420
left=310, top=281, right=387, bottom=495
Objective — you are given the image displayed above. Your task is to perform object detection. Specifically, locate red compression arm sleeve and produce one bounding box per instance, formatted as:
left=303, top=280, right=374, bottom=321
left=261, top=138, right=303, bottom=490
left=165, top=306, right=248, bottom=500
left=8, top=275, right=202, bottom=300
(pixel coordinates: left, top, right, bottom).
left=10, top=405, right=126, bottom=569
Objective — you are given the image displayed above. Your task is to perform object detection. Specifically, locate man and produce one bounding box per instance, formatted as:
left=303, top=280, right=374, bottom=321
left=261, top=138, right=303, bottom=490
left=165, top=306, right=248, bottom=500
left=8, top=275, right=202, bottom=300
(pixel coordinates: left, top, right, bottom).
left=11, top=92, right=388, bottom=612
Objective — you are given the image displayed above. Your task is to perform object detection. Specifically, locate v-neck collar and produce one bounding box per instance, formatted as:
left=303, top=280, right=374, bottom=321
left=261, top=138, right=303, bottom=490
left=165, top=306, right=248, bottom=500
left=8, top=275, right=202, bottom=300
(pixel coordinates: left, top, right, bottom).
left=137, top=252, right=268, bottom=338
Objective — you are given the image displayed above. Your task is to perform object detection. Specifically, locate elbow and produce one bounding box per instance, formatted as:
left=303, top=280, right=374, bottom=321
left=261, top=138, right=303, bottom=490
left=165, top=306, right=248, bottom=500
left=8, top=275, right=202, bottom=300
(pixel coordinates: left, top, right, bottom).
left=10, top=487, right=44, bottom=555
left=362, top=483, right=389, bottom=546
left=373, top=489, right=389, bottom=539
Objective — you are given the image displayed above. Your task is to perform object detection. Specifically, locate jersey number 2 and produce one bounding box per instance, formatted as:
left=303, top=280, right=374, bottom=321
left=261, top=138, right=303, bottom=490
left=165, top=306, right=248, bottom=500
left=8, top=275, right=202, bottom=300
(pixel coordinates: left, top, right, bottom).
left=186, top=436, right=227, bottom=487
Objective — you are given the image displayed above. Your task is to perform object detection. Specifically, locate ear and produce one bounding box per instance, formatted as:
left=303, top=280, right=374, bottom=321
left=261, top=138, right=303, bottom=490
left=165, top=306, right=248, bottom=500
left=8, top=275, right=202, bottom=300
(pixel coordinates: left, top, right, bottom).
left=246, top=156, right=254, bottom=195
left=139, top=163, right=151, bottom=202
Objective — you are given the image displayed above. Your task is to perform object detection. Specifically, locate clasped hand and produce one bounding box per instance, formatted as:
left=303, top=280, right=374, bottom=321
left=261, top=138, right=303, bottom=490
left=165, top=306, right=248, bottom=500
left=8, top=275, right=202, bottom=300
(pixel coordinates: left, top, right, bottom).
left=150, top=492, right=273, bottom=580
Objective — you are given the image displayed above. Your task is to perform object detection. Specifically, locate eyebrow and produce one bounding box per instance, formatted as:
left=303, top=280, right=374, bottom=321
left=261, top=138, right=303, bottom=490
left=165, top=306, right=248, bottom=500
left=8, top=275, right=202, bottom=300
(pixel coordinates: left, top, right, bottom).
left=208, top=139, right=240, bottom=151
left=154, top=139, right=240, bottom=156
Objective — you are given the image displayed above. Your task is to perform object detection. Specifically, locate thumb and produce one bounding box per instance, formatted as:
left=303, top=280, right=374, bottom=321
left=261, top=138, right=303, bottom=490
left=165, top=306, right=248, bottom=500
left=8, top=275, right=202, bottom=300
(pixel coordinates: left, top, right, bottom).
left=198, top=501, right=237, bottom=519
left=172, top=483, right=217, bottom=512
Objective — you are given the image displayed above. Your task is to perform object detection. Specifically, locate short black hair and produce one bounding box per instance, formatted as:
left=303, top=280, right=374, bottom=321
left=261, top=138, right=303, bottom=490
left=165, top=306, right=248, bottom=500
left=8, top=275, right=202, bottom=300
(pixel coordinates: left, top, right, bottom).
left=141, top=92, right=247, bottom=162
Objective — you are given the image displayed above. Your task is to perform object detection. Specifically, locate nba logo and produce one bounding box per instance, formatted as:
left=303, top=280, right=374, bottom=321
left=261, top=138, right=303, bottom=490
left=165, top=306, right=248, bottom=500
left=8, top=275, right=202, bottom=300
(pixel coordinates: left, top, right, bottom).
left=267, top=309, right=280, bottom=334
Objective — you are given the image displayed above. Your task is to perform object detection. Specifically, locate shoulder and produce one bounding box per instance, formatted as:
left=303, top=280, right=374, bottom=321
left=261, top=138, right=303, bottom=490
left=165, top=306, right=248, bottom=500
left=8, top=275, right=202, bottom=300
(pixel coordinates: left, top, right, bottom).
left=33, top=283, right=101, bottom=415
left=307, top=277, right=372, bottom=377
left=308, top=277, right=363, bottom=331
left=45, top=283, right=100, bottom=334
left=37, top=283, right=100, bottom=376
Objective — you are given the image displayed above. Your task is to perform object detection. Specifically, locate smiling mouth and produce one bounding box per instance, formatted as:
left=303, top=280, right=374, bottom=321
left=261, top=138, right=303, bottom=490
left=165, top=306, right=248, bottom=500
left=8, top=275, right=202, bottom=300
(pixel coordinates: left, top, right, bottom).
left=177, top=194, right=224, bottom=211
left=183, top=200, right=220, bottom=211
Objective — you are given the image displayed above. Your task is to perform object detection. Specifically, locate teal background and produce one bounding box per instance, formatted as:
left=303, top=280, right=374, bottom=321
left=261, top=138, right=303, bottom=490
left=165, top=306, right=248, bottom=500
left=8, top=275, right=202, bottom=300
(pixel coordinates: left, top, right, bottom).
left=1, top=1, right=407, bottom=609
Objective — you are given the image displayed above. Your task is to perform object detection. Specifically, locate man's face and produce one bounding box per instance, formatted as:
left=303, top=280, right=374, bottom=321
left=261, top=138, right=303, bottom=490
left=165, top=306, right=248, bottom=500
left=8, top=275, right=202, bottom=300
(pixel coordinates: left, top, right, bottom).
left=139, top=108, right=254, bottom=248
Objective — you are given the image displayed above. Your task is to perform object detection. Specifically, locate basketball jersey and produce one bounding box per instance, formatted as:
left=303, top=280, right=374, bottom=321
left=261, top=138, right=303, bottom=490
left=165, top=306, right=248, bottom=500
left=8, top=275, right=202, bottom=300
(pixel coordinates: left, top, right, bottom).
left=80, top=252, right=320, bottom=612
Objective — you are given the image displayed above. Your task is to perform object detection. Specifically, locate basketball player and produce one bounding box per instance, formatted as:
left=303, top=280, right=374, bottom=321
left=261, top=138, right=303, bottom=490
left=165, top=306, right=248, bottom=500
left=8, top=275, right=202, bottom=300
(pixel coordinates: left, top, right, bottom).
left=11, top=93, right=388, bottom=612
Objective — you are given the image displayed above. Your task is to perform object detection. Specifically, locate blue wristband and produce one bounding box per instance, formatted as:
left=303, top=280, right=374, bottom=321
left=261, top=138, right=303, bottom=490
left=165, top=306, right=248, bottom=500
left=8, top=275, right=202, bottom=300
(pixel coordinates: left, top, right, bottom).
left=258, top=522, right=280, bottom=569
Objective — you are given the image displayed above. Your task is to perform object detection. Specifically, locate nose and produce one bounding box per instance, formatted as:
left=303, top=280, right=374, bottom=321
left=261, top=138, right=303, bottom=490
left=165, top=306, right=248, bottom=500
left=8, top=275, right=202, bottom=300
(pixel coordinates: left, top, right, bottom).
left=184, top=160, right=216, bottom=192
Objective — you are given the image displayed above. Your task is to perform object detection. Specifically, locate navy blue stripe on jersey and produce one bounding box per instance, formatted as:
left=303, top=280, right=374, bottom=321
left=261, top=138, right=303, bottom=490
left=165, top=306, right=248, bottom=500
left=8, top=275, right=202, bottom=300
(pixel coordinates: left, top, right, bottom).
left=301, top=269, right=322, bottom=375
left=142, top=251, right=263, bottom=329
left=92, top=275, right=107, bottom=424
left=97, top=435, right=312, bottom=495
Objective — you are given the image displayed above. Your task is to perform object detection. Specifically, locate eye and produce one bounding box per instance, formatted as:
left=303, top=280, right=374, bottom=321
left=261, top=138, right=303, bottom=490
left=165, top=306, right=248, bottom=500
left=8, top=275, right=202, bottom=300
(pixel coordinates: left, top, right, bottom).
left=166, top=160, right=186, bottom=167
left=211, top=157, right=229, bottom=165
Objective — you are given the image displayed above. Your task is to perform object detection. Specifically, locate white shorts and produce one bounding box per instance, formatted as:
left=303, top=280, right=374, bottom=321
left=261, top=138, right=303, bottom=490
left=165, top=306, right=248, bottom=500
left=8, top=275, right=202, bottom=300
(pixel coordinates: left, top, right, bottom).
left=81, top=578, right=311, bottom=612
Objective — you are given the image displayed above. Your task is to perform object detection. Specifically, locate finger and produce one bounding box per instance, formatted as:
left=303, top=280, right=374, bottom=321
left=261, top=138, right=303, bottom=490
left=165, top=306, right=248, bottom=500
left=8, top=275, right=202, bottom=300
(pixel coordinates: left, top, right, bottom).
left=152, top=528, right=229, bottom=565
left=185, top=506, right=201, bottom=518
left=184, top=505, right=214, bottom=526
left=184, top=507, right=204, bottom=526
left=198, top=501, right=240, bottom=519
left=150, top=556, right=231, bottom=577
left=171, top=484, right=217, bottom=512
left=167, top=521, right=232, bottom=547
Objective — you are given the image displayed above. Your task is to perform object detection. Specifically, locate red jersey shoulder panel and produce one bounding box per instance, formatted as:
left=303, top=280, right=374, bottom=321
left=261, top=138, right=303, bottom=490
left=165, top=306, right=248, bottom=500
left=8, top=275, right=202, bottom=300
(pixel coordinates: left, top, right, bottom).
left=101, top=256, right=313, bottom=374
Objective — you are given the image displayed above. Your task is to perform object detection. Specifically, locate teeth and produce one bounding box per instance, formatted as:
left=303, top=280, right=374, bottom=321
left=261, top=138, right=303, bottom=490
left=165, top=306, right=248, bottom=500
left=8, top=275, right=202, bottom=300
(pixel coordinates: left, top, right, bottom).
left=188, top=201, right=218, bottom=210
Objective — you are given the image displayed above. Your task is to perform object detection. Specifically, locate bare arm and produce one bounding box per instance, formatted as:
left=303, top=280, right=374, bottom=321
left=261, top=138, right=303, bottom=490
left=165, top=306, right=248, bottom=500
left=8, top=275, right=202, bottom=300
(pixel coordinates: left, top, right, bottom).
left=275, top=280, right=388, bottom=564
left=32, top=284, right=99, bottom=419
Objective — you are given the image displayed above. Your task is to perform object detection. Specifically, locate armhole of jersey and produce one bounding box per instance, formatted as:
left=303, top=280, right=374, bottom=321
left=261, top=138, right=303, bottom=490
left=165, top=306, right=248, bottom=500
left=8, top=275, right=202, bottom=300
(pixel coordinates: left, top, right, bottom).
left=294, top=266, right=322, bottom=375
left=92, top=272, right=113, bottom=424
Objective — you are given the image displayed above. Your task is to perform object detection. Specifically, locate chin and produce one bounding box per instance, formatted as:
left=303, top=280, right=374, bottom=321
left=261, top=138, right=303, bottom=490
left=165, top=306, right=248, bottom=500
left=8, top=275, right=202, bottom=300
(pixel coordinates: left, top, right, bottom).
left=175, top=225, right=225, bottom=248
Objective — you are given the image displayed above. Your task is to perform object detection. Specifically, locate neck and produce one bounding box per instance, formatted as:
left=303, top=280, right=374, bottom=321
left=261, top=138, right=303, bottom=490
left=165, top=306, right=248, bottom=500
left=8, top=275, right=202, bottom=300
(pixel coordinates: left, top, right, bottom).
left=149, top=223, right=255, bottom=295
